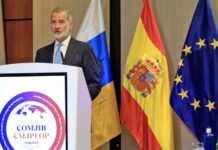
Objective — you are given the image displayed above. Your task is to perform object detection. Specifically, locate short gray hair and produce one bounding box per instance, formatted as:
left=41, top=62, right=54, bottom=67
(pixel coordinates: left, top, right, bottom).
left=51, top=7, right=73, bottom=23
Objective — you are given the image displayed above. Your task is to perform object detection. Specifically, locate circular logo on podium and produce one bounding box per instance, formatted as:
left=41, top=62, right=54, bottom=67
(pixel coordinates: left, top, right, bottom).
left=0, top=91, right=66, bottom=149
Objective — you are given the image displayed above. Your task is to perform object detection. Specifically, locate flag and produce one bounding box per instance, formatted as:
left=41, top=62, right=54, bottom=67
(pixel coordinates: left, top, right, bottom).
left=76, top=0, right=121, bottom=149
left=120, top=0, right=174, bottom=150
left=170, top=0, right=218, bottom=143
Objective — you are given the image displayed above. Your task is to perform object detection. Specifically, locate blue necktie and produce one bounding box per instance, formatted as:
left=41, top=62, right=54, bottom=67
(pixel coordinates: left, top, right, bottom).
left=54, top=43, right=63, bottom=64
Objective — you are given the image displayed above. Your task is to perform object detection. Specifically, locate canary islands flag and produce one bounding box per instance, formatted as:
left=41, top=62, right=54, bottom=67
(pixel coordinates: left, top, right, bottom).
left=121, top=0, right=174, bottom=150
left=76, top=0, right=121, bottom=149
left=170, top=0, right=218, bottom=142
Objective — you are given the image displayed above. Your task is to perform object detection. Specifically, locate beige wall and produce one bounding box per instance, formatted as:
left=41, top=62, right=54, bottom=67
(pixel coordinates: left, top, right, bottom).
left=0, top=2, right=5, bottom=64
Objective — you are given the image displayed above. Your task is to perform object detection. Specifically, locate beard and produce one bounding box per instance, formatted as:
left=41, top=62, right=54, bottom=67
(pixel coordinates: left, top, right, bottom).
left=52, top=27, right=71, bottom=40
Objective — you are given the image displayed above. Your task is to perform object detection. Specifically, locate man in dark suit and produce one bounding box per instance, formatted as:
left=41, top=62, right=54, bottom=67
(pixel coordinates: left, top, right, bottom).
left=35, top=7, right=101, bottom=100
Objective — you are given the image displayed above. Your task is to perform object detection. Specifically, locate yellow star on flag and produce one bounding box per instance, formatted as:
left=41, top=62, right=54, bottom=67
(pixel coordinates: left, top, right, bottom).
left=178, top=89, right=188, bottom=100
left=205, top=100, right=215, bottom=111
left=182, top=45, right=192, bottom=55
left=210, top=39, right=218, bottom=49
left=178, top=59, right=184, bottom=69
left=190, top=99, right=200, bottom=110
left=196, top=38, right=206, bottom=49
left=174, top=74, right=183, bottom=85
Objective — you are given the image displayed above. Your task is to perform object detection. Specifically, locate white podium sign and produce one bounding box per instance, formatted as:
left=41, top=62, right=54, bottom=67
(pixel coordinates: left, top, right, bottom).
left=0, top=63, right=91, bottom=150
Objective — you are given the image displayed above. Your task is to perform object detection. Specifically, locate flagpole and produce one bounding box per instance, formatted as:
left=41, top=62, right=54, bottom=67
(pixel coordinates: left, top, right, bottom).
left=109, top=0, right=121, bottom=149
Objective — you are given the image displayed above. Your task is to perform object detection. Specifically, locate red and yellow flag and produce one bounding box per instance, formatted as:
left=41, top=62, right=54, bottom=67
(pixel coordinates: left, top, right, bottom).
left=120, top=0, right=174, bottom=150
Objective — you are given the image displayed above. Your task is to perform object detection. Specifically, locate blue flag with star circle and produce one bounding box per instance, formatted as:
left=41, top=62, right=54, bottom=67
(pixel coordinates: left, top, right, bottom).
left=170, top=0, right=218, bottom=142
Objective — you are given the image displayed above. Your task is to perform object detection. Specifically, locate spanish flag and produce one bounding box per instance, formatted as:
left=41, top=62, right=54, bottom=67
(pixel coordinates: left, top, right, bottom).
left=120, top=0, right=174, bottom=150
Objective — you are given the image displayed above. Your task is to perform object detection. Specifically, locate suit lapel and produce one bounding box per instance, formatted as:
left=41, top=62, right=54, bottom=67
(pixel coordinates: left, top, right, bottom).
left=47, top=43, right=55, bottom=63
left=64, top=37, right=77, bottom=64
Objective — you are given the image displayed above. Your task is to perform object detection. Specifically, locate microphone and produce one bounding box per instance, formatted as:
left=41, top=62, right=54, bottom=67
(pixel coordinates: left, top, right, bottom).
left=61, top=52, right=65, bottom=64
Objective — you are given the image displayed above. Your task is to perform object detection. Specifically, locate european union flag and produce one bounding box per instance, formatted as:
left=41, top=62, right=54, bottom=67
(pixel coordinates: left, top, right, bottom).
left=170, top=0, right=218, bottom=142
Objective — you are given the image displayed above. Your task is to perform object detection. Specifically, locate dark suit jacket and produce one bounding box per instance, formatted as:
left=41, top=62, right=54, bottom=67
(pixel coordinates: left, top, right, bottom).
left=35, top=37, right=101, bottom=100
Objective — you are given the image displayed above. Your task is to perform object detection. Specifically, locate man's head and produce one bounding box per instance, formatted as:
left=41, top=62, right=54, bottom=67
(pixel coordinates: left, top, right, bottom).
left=50, top=7, right=73, bottom=42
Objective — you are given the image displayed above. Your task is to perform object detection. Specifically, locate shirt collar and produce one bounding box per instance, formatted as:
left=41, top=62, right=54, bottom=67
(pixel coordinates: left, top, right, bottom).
left=55, top=35, right=71, bottom=47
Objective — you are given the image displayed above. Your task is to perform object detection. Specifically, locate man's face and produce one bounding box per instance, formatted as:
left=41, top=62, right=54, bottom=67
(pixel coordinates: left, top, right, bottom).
left=50, top=11, right=73, bottom=41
